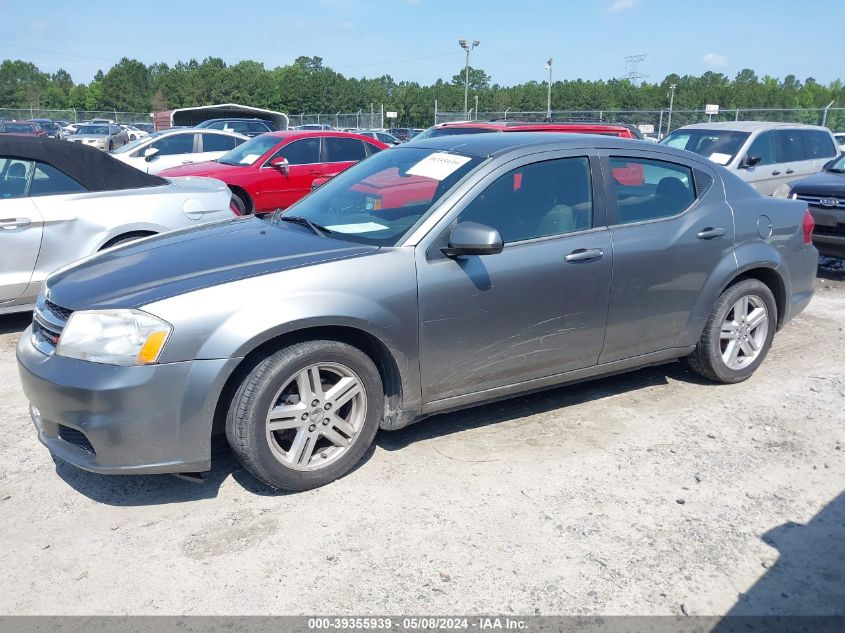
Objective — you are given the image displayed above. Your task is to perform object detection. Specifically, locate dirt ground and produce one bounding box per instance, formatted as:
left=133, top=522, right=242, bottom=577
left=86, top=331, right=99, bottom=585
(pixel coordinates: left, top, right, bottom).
left=0, top=266, right=842, bottom=617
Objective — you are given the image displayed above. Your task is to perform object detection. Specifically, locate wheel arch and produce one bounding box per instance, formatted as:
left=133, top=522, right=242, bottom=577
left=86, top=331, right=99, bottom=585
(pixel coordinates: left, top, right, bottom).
left=211, top=324, right=405, bottom=436
left=720, top=264, right=787, bottom=329
left=227, top=184, right=253, bottom=214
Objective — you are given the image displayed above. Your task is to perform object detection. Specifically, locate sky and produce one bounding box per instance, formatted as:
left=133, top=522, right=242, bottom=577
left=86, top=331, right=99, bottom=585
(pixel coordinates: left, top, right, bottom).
left=0, top=0, right=840, bottom=86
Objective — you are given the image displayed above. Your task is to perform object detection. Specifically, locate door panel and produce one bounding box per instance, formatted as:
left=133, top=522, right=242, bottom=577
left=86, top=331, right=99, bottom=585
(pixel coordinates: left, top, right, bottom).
left=0, top=197, right=43, bottom=302
left=599, top=151, right=735, bottom=362
left=418, top=232, right=612, bottom=402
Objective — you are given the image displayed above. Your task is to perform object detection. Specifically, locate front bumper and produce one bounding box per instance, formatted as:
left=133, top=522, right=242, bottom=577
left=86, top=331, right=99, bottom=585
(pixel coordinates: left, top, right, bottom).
left=17, top=327, right=240, bottom=475
left=808, top=205, right=845, bottom=259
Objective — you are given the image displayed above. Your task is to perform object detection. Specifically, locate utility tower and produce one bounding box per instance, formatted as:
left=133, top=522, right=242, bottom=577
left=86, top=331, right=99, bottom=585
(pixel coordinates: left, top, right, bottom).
left=623, top=54, right=648, bottom=84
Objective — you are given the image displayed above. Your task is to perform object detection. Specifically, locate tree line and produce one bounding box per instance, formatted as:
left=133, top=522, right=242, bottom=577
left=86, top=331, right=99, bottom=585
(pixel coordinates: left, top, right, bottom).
left=1, top=55, right=842, bottom=127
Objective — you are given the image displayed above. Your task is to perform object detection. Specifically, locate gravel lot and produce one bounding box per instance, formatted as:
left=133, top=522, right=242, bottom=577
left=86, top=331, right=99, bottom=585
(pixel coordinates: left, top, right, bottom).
left=0, top=266, right=843, bottom=617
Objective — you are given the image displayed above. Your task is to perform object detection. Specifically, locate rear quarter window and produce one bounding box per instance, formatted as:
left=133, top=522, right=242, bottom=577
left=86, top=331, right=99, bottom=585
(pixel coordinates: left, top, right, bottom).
left=802, top=130, right=837, bottom=159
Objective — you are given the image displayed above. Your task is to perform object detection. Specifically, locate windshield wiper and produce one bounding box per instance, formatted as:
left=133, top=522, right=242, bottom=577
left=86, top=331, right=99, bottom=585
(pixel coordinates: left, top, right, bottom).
left=278, top=215, right=332, bottom=237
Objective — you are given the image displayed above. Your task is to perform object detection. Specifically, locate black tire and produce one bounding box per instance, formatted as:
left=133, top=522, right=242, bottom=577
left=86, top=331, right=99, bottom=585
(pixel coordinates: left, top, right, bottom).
left=226, top=340, right=383, bottom=491
left=99, top=232, right=155, bottom=251
left=229, top=188, right=251, bottom=215
left=108, top=140, right=113, bottom=151
left=688, top=279, right=777, bottom=384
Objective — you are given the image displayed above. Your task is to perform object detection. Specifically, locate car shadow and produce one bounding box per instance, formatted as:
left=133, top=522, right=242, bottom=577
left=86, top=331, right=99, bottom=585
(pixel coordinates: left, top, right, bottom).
left=53, top=359, right=705, bottom=505
left=0, top=312, right=31, bottom=336
left=376, top=360, right=700, bottom=452
left=817, top=256, right=845, bottom=282
left=711, top=491, right=845, bottom=627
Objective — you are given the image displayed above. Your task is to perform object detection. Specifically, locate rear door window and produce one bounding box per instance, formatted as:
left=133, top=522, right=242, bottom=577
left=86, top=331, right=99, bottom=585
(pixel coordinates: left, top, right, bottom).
left=774, top=130, right=806, bottom=162
left=200, top=133, right=241, bottom=152
left=0, top=158, right=34, bottom=199
left=29, top=162, right=87, bottom=197
left=324, top=137, right=367, bottom=163
left=609, top=157, right=695, bottom=225
left=802, top=130, right=837, bottom=159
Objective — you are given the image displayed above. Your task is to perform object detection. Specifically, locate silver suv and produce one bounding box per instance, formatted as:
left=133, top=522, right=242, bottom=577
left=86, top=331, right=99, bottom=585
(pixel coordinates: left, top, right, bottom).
left=661, top=122, right=839, bottom=195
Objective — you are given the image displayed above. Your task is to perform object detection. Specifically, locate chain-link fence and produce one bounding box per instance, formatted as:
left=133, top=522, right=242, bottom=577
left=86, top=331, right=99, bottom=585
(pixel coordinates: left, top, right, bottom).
left=0, top=108, right=152, bottom=124
left=289, top=112, right=383, bottom=130
left=435, top=107, right=845, bottom=137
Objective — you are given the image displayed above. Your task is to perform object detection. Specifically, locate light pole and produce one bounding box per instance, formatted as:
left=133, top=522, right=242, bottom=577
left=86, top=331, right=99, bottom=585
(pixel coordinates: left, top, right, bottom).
left=545, top=58, right=553, bottom=120
left=459, top=38, right=480, bottom=119
left=666, top=83, right=677, bottom=134
left=474, top=94, right=479, bottom=120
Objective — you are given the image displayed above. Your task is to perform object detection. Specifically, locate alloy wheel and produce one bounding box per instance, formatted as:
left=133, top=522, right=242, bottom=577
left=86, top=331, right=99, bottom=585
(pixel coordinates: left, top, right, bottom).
left=719, top=294, right=769, bottom=370
left=265, top=362, right=367, bottom=471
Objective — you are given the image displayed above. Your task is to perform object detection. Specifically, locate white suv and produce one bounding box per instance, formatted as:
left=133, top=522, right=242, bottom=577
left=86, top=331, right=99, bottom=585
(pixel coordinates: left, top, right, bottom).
left=661, top=122, right=839, bottom=195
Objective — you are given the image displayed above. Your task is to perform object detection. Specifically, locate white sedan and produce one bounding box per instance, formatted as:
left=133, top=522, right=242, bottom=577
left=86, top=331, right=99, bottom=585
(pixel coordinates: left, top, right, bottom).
left=0, top=136, right=237, bottom=314
left=111, top=129, right=248, bottom=174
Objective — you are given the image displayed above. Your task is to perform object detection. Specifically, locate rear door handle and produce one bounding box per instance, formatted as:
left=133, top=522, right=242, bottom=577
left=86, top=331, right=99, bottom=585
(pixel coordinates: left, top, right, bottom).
left=697, top=227, right=726, bottom=240
left=564, top=248, right=604, bottom=263
left=0, top=218, right=32, bottom=230
left=785, top=169, right=794, bottom=175
left=771, top=170, right=781, bottom=176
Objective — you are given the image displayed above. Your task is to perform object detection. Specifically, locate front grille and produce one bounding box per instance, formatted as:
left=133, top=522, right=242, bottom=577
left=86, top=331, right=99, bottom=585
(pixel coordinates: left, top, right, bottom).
left=31, top=296, right=73, bottom=355
left=44, top=299, right=73, bottom=321
left=57, top=425, right=95, bottom=454
left=797, top=194, right=845, bottom=208
left=814, top=225, right=845, bottom=238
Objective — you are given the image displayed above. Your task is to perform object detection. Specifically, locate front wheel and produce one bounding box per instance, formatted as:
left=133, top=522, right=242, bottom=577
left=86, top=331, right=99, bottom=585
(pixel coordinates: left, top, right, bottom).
left=688, top=279, right=777, bottom=384
left=226, top=340, right=383, bottom=491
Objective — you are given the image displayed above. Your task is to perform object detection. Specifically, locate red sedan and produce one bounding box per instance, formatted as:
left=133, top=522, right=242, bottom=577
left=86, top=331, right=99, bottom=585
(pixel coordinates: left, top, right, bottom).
left=158, top=130, right=389, bottom=214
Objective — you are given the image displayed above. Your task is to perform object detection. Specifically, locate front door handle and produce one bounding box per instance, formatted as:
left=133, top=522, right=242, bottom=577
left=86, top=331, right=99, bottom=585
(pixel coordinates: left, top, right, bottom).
left=697, top=227, right=726, bottom=240
left=785, top=169, right=794, bottom=175
left=0, top=218, right=32, bottom=230
left=771, top=170, right=781, bottom=176
left=564, top=248, right=604, bottom=263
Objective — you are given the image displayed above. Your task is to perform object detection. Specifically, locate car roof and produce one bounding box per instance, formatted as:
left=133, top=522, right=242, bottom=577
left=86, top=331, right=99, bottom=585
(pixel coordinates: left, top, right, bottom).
left=0, top=136, right=166, bottom=191
left=263, top=130, right=382, bottom=141
left=407, top=131, right=674, bottom=158
left=676, top=121, right=832, bottom=132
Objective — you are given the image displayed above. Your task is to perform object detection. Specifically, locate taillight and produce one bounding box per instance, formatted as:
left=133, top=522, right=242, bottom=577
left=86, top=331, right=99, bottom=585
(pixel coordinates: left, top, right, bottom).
left=229, top=200, right=241, bottom=216
left=802, top=208, right=814, bottom=244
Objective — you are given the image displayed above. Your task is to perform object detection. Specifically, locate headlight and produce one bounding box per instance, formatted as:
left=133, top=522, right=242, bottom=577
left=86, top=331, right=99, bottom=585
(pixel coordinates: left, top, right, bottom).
left=773, top=183, right=791, bottom=198
left=56, top=309, right=172, bottom=366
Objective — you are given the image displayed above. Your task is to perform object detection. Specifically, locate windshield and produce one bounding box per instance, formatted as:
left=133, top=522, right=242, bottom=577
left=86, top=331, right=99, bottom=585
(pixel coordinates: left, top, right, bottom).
left=827, top=154, right=845, bottom=172
left=269, top=147, right=484, bottom=246
left=217, top=135, right=280, bottom=166
left=660, top=129, right=750, bottom=165
left=75, top=125, right=110, bottom=135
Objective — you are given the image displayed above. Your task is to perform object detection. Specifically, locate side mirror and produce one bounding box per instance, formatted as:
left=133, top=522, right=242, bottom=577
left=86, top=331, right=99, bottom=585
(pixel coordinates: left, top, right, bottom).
left=143, top=147, right=159, bottom=161
left=744, top=155, right=762, bottom=168
left=441, top=222, right=504, bottom=258
left=270, top=156, right=290, bottom=174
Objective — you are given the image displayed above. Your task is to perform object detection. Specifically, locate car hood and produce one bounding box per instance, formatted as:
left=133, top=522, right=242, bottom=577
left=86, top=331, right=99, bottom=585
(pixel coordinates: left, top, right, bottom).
left=159, top=160, right=241, bottom=177
left=43, top=217, right=379, bottom=310
left=70, top=134, right=108, bottom=141
left=790, top=171, right=845, bottom=196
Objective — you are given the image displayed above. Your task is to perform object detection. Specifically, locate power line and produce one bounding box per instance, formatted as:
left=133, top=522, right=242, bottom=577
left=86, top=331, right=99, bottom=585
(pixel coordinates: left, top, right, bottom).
left=0, top=42, right=115, bottom=63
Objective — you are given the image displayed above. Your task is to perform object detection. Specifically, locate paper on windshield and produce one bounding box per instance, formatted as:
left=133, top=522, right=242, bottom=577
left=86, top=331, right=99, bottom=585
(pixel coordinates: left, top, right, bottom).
left=239, top=154, right=260, bottom=165
left=407, top=152, right=472, bottom=181
left=325, top=222, right=388, bottom=234
left=709, top=152, right=731, bottom=165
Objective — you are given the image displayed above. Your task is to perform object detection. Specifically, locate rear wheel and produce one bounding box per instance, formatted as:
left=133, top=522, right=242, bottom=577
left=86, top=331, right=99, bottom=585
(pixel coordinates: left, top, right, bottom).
left=688, top=279, right=777, bottom=383
left=226, top=340, right=383, bottom=491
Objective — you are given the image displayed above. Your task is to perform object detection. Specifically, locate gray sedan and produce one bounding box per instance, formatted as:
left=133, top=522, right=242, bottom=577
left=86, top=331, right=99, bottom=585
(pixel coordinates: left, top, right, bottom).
left=17, top=133, right=818, bottom=491
left=68, top=123, right=128, bottom=151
